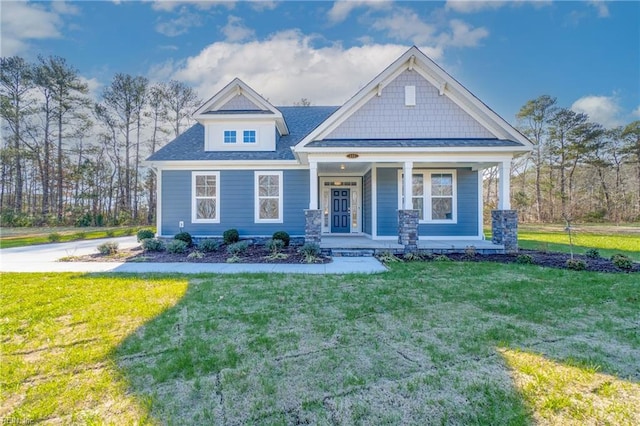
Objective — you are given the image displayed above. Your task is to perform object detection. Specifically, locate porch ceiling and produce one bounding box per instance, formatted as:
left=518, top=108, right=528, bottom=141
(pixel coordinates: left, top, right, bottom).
left=316, top=161, right=499, bottom=174
left=318, top=162, right=370, bottom=174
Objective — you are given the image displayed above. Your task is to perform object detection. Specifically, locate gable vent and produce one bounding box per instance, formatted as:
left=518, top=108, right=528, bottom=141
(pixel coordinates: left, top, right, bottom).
left=405, top=86, right=416, bottom=106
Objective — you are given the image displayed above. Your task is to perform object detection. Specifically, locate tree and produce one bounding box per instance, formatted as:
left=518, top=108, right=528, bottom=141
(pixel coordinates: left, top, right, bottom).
left=145, top=83, right=170, bottom=224
left=0, top=57, right=34, bottom=213
left=622, top=120, right=640, bottom=216
left=162, top=80, right=199, bottom=137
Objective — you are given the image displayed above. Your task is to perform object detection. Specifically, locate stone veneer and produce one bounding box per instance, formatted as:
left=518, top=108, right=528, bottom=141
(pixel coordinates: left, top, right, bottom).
left=304, top=209, right=322, bottom=245
left=398, top=209, right=419, bottom=252
left=491, top=210, right=518, bottom=253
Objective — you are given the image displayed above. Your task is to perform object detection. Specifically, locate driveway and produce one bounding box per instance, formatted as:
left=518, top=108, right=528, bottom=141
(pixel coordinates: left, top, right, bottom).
left=0, top=237, right=386, bottom=274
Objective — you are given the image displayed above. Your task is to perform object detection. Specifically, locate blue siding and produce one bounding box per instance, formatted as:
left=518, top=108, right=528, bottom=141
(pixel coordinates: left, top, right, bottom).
left=363, top=170, right=372, bottom=235
left=376, top=168, right=399, bottom=236
left=375, top=167, right=479, bottom=237
left=418, top=169, right=478, bottom=237
left=161, top=169, right=309, bottom=237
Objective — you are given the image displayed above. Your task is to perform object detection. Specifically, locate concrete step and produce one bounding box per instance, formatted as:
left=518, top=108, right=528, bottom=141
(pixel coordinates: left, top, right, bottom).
left=331, top=249, right=376, bottom=257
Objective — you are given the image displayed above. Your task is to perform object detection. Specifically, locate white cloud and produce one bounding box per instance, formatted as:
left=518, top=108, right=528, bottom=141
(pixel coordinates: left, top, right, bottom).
left=571, top=95, right=622, bottom=128
left=371, top=9, right=489, bottom=57
left=632, top=106, right=640, bottom=119
left=155, top=31, right=409, bottom=106
left=445, top=0, right=550, bottom=14
left=221, top=15, right=255, bottom=42
left=588, top=0, right=610, bottom=18
left=80, top=76, right=104, bottom=100
left=151, top=0, right=235, bottom=12
left=156, top=13, right=202, bottom=37
left=327, top=0, right=391, bottom=24
left=0, top=1, right=75, bottom=56
left=250, top=1, right=278, bottom=12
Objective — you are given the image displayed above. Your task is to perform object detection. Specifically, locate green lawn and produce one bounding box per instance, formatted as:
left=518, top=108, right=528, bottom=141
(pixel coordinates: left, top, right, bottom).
left=0, top=226, right=151, bottom=249
left=2, top=265, right=638, bottom=424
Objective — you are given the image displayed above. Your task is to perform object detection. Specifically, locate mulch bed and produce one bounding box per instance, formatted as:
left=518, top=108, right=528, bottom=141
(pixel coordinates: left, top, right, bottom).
left=433, top=250, right=639, bottom=273
left=75, top=244, right=331, bottom=264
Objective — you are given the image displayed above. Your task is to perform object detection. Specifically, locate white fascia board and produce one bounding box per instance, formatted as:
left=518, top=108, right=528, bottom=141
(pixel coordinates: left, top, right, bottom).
left=145, top=160, right=305, bottom=170
left=300, top=146, right=530, bottom=155
left=307, top=152, right=514, bottom=163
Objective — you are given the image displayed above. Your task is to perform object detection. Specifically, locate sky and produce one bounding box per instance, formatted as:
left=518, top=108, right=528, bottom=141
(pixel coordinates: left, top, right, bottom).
left=1, top=0, right=639, bottom=128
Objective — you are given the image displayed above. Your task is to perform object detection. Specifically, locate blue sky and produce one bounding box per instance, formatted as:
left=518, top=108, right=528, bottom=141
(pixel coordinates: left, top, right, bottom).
left=2, top=0, right=639, bottom=128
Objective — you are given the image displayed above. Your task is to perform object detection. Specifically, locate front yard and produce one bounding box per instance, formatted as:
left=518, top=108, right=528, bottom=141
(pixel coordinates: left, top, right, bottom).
left=2, top=264, right=639, bottom=424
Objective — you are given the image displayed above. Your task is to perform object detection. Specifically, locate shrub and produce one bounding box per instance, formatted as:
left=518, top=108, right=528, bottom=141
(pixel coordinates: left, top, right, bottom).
left=433, top=254, right=451, bottom=262
left=137, top=229, right=155, bottom=242
left=464, top=245, right=477, bottom=258
left=223, top=229, right=240, bottom=244
left=566, top=258, right=587, bottom=271
left=167, top=240, right=188, bottom=254
left=174, top=231, right=193, bottom=247
left=198, top=239, right=220, bottom=253
left=266, top=238, right=285, bottom=254
left=227, top=241, right=249, bottom=256
left=585, top=248, right=600, bottom=259
left=73, top=232, right=86, bottom=240
left=403, top=252, right=421, bottom=262
left=516, top=254, right=534, bottom=264
left=142, top=238, right=165, bottom=252
left=611, top=254, right=633, bottom=270
left=272, top=231, right=290, bottom=247
left=187, top=250, right=204, bottom=259
left=48, top=232, right=62, bottom=242
left=106, top=230, right=115, bottom=237
left=97, top=241, right=119, bottom=255
left=299, top=242, right=321, bottom=263
left=377, top=251, right=401, bottom=263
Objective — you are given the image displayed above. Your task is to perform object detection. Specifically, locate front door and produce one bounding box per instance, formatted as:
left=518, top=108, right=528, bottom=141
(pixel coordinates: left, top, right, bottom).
left=331, top=189, right=350, bottom=233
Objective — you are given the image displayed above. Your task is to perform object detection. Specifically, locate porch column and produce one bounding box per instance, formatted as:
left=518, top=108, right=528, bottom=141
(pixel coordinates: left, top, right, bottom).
left=498, top=159, right=511, bottom=210
left=403, top=161, right=413, bottom=209
left=309, top=161, right=318, bottom=209
left=304, top=209, right=322, bottom=245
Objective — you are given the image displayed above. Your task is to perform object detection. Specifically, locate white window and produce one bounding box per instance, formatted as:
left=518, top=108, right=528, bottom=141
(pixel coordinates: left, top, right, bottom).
left=405, top=85, right=416, bottom=106
left=192, top=171, right=220, bottom=223
left=255, top=171, right=283, bottom=223
left=223, top=130, right=236, bottom=143
left=243, top=130, right=256, bottom=143
left=399, top=170, right=456, bottom=223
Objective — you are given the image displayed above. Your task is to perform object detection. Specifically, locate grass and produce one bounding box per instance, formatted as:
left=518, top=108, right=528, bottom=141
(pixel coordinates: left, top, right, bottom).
left=0, top=226, right=152, bottom=249
left=2, top=264, right=639, bottom=424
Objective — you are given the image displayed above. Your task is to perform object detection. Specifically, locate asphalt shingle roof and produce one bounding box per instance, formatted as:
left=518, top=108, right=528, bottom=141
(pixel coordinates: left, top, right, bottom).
left=305, top=138, right=524, bottom=148
left=146, top=106, right=339, bottom=162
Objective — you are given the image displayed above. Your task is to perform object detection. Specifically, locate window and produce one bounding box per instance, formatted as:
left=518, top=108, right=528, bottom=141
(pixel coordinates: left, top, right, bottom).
left=399, top=170, right=456, bottom=223
left=243, top=130, right=256, bottom=143
left=223, top=130, right=236, bottom=143
left=192, top=172, right=220, bottom=223
left=255, top=171, right=283, bottom=223
left=405, top=85, right=416, bottom=106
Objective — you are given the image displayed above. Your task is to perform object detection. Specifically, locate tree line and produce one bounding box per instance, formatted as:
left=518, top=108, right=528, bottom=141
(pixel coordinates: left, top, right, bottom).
left=2, top=55, right=639, bottom=228
left=1, top=55, right=199, bottom=227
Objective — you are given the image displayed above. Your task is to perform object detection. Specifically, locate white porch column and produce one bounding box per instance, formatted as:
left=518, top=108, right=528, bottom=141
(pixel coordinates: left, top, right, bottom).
left=403, top=161, right=413, bottom=209
left=309, top=161, right=318, bottom=209
left=498, top=159, right=511, bottom=210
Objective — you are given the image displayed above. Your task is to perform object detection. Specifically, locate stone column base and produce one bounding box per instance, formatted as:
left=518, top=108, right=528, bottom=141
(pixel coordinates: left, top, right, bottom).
left=304, top=209, right=322, bottom=245
left=491, top=210, right=518, bottom=253
left=398, top=209, right=419, bottom=252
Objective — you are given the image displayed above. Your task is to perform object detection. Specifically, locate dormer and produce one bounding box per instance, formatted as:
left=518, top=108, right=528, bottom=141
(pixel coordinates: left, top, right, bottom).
left=192, top=78, right=289, bottom=152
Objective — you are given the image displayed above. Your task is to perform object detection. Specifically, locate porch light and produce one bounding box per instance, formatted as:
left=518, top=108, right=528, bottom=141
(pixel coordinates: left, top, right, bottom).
left=340, top=164, right=345, bottom=170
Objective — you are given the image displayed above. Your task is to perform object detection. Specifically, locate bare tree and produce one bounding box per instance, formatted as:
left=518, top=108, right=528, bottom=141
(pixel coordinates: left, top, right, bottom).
left=163, top=80, right=199, bottom=137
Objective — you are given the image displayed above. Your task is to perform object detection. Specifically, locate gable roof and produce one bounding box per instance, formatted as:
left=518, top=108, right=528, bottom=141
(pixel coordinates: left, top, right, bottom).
left=293, top=46, right=532, bottom=153
left=146, top=106, right=338, bottom=163
left=193, top=78, right=289, bottom=135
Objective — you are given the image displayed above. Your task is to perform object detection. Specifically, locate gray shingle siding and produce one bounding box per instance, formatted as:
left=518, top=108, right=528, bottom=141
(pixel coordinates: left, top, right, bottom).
left=147, top=106, right=338, bottom=162
left=306, top=139, right=523, bottom=148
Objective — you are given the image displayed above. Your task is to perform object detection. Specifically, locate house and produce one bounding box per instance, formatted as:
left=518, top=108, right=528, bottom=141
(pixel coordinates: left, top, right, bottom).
left=146, top=46, right=532, bottom=253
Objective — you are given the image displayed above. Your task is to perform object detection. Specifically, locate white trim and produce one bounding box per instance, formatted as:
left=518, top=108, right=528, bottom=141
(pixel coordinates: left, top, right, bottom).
left=191, top=171, right=220, bottom=224
left=156, top=168, right=162, bottom=236
left=243, top=129, right=257, bottom=144
left=309, top=161, right=318, bottom=209
left=418, top=235, right=483, bottom=241
left=254, top=171, right=283, bottom=224
left=498, top=160, right=511, bottom=209
left=145, top=161, right=305, bottom=170
left=371, top=164, right=378, bottom=239
left=397, top=169, right=458, bottom=224
left=319, top=177, right=362, bottom=234
left=223, top=129, right=237, bottom=144
left=477, top=168, right=484, bottom=239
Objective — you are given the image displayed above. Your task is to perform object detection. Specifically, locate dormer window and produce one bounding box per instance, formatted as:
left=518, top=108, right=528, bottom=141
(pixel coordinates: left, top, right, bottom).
left=223, top=130, right=236, bottom=143
left=243, top=130, right=256, bottom=143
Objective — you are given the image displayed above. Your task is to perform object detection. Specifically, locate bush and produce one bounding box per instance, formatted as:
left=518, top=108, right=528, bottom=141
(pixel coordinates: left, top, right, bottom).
left=585, top=248, right=600, bottom=259
left=227, top=241, right=249, bottom=256
left=142, top=238, right=165, bottom=252
left=272, top=231, right=290, bottom=247
left=106, top=230, right=115, bottom=237
left=611, top=254, right=633, bottom=270
left=72, top=232, right=86, bottom=240
left=187, top=250, right=204, bottom=259
left=167, top=240, right=188, bottom=254
left=266, top=238, right=285, bottom=254
left=433, top=254, right=451, bottom=262
left=223, top=229, right=240, bottom=244
left=97, top=241, right=119, bottom=255
left=377, top=251, right=401, bottom=263
left=464, top=246, right=477, bottom=258
left=137, top=229, right=155, bottom=242
left=566, top=258, right=587, bottom=271
left=199, top=239, right=220, bottom=253
left=174, top=231, right=193, bottom=247
left=299, top=242, right=321, bottom=263
left=403, top=252, right=421, bottom=262
left=516, top=254, right=534, bottom=264
left=48, top=232, right=61, bottom=242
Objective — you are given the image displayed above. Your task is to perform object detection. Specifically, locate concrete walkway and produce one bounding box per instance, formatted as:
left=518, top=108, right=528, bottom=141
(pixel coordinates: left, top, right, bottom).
left=0, top=237, right=387, bottom=274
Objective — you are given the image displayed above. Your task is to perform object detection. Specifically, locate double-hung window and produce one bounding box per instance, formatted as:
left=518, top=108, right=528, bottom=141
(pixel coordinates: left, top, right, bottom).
left=400, top=170, right=456, bottom=223
left=243, top=130, right=256, bottom=143
left=192, top=171, right=220, bottom=223
left=223, top=130, right=236, bottom=143
left=255, top=171, right=283, bottom=223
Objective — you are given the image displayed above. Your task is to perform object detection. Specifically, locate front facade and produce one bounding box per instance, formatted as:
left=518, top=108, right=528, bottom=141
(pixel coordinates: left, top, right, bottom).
left=146, top=47, right=532, bottom=251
